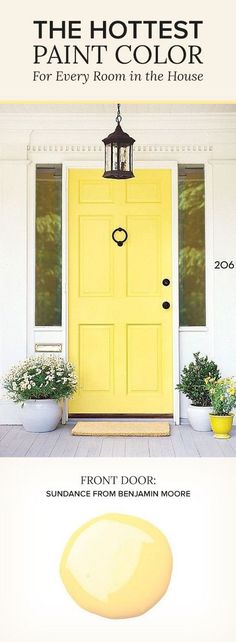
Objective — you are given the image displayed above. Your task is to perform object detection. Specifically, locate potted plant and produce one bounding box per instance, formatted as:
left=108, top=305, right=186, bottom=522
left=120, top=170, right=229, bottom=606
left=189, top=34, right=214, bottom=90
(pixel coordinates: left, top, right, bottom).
left=3, top=355, right=77, bottom=432
left=205, top=376, right=236, bottom=439
left=177, top=352, right=220, bottom=431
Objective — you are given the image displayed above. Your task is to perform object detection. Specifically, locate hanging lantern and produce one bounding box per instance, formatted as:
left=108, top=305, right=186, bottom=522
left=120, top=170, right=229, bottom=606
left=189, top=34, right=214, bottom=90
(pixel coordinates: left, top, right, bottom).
left=102, top=104, right=135, bottom=179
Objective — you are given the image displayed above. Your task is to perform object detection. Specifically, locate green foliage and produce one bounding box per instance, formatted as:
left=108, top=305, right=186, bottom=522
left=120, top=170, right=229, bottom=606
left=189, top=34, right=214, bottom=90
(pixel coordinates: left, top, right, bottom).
left=35, top=172, right=62, bottom=326
left=205, top=377, right=236, bottom=416
left=179, top=175, right=205, bottom=326
left=3, top=356, right=77, bottom=403
left=176, top=352, right=220, bottom=406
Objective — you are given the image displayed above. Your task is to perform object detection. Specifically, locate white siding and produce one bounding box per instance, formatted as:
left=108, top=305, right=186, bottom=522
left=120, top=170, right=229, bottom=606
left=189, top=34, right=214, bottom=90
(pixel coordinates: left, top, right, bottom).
left=0, top=163, right=28, bottom=423
left=212, top=163, right=236, bottom=374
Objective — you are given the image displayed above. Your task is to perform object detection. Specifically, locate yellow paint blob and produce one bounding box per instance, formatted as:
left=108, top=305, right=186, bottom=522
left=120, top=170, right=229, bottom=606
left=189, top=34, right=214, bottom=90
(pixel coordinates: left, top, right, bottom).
left=60, top=513, right=173, bottom=619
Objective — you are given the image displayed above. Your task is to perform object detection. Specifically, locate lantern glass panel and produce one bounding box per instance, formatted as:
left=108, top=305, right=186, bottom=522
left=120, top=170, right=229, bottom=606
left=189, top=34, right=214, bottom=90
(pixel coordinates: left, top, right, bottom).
left=105, top=143, right=111, bottom=172
left=120, top=146, right=129, bottom=172
left=112, top=144, right=118, bottom=170
left=130, top=146, right=133, bottom=171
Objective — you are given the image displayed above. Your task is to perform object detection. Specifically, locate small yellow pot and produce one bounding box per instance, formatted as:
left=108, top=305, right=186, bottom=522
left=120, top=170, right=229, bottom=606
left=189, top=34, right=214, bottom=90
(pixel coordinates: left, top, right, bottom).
left=209, top=414, right=234, bottom=439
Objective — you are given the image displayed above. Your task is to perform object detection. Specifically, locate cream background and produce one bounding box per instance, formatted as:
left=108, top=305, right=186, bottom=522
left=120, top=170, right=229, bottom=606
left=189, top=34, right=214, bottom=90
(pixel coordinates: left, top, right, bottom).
left=0, top=0, right=235, bottom=100
left=0, top=458, right=235, bottom=642
left=1, top=2, right=236, bottom=640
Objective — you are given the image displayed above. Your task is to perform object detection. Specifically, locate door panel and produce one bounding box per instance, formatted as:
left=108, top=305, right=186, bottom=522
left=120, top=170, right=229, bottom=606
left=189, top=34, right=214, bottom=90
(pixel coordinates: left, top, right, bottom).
left=79, top=325, right=114, bottom=392
left=68, top=169, right=173, bottom=414
left=79, top=216, right=113, bottom=296
left=127, top=215, right=161, bottom=296
left=126, top=180, right=161, bottom=203
left=127, top=325, right=161, bottom=392
left=79, top=180, right=113, bottom=203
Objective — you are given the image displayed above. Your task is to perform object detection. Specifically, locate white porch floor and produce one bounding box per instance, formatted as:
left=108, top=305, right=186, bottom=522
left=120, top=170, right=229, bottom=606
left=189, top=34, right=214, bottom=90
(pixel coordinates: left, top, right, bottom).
left=0, top=421, right=236, bottom=457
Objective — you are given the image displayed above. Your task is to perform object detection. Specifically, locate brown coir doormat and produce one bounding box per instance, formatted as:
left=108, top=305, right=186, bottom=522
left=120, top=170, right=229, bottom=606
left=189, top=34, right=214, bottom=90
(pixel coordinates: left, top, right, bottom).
left=72, top=421, right=170, bottom=437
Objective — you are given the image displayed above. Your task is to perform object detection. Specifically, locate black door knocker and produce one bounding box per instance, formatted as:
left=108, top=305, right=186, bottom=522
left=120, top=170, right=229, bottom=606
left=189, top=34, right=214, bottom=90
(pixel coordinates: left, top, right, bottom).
left=112, top=227, right=128, bottom=247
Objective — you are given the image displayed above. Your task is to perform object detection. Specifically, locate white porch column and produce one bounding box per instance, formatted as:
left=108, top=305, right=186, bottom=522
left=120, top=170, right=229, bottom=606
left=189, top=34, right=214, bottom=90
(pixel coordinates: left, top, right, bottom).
left=0, top=161, right=28, bottom=423
left=212, top=161, right=236, bottom=375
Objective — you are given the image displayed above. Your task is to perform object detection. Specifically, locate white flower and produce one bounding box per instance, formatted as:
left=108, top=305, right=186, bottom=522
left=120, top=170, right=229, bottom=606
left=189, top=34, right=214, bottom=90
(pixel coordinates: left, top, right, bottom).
left=2, top=355, right=77, bottom=401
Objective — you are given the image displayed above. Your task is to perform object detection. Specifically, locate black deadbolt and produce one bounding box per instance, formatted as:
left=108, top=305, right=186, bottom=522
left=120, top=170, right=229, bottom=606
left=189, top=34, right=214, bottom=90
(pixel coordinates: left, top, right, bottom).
left=112, top=227, right=128, bottom=247
left=162, top=301, right=170, bottom=309
left=162, top=278, right=170, bottom=287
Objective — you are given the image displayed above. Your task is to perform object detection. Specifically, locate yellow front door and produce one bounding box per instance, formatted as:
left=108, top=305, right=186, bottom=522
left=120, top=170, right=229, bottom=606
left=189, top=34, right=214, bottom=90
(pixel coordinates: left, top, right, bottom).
left=68, top=169, right=173, bottom=414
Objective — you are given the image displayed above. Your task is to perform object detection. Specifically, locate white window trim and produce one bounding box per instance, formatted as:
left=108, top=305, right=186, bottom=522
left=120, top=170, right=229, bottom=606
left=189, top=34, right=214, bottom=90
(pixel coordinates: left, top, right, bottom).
left=179, top=161, right=214, bottom=339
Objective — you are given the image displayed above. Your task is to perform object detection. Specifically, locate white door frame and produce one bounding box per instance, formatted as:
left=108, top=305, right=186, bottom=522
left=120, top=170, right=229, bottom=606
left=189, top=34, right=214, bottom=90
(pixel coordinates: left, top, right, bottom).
left=27, top=158, right=181, bottom=422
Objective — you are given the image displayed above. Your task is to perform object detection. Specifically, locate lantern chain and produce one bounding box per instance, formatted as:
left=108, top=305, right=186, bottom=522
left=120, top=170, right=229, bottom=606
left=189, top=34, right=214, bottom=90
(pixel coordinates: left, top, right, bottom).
left=116, top=103, right=122, bottom=124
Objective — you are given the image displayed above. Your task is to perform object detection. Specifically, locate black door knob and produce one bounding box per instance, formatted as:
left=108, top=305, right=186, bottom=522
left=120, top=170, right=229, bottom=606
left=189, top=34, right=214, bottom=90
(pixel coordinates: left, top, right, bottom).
left=162, top=278, right=170, bottom=286
left=162, top=301, right=170, bottom=309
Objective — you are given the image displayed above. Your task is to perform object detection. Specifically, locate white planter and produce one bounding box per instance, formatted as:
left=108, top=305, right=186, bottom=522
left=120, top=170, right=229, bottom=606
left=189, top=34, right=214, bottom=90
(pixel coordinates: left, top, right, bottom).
left=187, top=405, right=212, bottom=432
left=20, top=399, right=62, bottom=433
